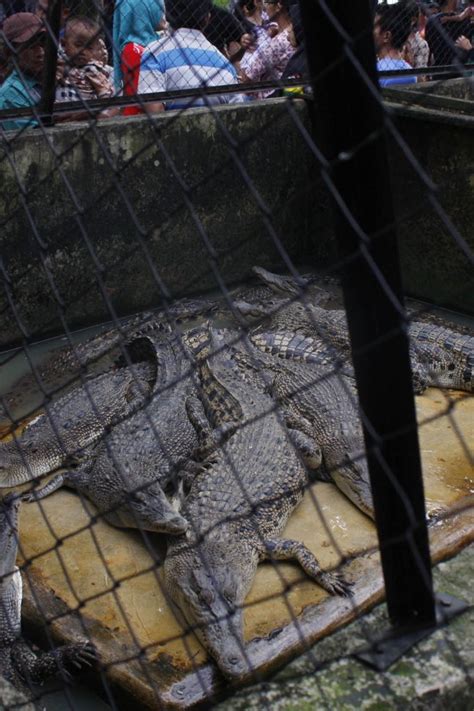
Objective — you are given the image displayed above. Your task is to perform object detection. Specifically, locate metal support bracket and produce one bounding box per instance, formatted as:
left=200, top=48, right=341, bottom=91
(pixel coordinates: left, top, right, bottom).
left=354, top=593, right=469, bottom=671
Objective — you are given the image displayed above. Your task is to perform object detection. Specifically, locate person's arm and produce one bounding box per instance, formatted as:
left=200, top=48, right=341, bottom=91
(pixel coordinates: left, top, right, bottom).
left=228, top=34, right=254, bottom=65
left=137, top=47, right=166, bottom=113
left=143, top=100, right=165, bottom=113
left=455, top=34, right=474, bottom=63
left=440, top=6, right=473, bottom=23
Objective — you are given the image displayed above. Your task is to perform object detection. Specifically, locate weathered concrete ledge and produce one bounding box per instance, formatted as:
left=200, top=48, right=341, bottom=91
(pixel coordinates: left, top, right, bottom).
left=216, top=544, right=474, bottom=711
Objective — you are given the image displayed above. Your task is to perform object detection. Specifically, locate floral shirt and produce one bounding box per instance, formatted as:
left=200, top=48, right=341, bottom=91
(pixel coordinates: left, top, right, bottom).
left=405, top=31, right=430, bottom=68
left=244, top=28, right=294, bottom=98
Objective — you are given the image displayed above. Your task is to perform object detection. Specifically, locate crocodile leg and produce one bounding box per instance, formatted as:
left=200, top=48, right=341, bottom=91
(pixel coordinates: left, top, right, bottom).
left=12, top=640, right=97, bottom=685
left=262, top=539, right=353, bottom=597
left=21, top=464, right=90, bottom=503
left=21, top=474, right=67, bottom=502
left=287, top=428, right=322, bottom=470
left=186, top=395, right=237, bottom=459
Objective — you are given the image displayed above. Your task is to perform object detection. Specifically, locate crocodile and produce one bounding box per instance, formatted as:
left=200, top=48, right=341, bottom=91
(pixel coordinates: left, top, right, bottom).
left=233, top=334, right=375, bottom=520
left=0, top=297, right=216, bottom=426
left=236, top=276, right=474, bottom=394
left=0, top=347, right=158, bottom=488
left=0, top=494, right=96, bottom=697
left=163, top=329, right=352, bottom=680
left=20, top=334, right=221, bottom=535
left=252, top=266, right=474, bottom=393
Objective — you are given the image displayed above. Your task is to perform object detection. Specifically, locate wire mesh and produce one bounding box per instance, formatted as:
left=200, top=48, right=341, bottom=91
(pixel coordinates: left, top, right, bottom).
left=0, top=0, right=473, bottom=709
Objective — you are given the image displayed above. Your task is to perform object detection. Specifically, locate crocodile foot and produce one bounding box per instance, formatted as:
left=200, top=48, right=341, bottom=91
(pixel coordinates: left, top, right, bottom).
left=55, top=641, right=98, bottom=682
left=263, top=538, right=353, bottom=598
left=317, top=571, right=354, bottom=598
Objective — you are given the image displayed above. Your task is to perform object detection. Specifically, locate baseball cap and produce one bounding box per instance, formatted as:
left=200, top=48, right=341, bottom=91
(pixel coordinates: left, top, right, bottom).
left=2, top=13, right=45, bottom=45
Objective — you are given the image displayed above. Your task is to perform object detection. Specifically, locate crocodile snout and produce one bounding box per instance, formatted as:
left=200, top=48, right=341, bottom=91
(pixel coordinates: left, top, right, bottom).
left=158, top=512, right=189, bottom=535
left=218, top=649, right=252, bottom=680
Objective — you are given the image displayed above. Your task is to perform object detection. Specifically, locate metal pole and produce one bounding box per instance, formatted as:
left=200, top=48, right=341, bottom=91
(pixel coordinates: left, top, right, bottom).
left=39, top=0, right=62, bottom=125
left=299, top=0, right=436, bottom=630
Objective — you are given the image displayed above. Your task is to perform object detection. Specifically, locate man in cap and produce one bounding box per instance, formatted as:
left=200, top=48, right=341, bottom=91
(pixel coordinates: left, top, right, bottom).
left=0, top=12, right=46, bottom=131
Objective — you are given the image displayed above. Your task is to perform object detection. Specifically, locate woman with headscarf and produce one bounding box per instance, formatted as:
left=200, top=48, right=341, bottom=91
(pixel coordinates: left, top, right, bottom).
left=113, top=0, right=164, bottom=114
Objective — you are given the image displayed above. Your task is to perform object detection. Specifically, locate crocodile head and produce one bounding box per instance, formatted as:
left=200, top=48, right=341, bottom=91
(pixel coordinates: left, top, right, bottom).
left=165, top=538, right=258, bottom=679
left=0, top=494, right=20, bottom=579
left=109, top=482, right=189, bottom=535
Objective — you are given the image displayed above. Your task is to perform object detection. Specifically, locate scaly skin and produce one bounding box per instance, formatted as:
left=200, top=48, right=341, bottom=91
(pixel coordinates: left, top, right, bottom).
left=164, top=329, right=352, bottom=681
left=23, top=335, right=203, bottom=535
left=237, top=270, right=474, bottom=394
left=0, top=495, right=97, bottom=696
left=0, top=360, right=156, bottom=488
left=234, top=337, right=375, bottom=520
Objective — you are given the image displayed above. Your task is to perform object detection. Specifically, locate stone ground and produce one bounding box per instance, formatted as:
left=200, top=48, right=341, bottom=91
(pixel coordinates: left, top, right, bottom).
left=215, top=544, right=474, bottom=711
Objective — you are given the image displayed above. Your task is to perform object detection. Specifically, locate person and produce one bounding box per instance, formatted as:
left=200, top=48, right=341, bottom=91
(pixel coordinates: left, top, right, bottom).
left=403, top=1, right=430, bottom=70
left=373, top=2, right=417, bottom=87
left=240, top=0, right=295, bottom=99
left=425, top=0, right=473, bottom=66
left=0, top=12, right=46, bottom=131
left=56, top=16, right=114, bottom=102
left=203, top=3, right=247, bottom=62
left=279, top=3, right=308, bottom=94
left=231, top=0, right=273, bottom=72
left=137, top=0, right=244, bottom=112
left=112, top=0, right=164, bottom=114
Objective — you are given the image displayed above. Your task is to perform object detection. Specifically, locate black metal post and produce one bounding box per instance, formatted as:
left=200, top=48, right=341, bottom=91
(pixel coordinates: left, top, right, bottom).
left=39, top=0, right=62, bottom=125
left=299, top=0, right=436, bottom=632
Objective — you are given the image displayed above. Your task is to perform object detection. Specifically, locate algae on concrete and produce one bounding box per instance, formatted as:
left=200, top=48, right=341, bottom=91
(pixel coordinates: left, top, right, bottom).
left=215, top=544, right=474, bottom=711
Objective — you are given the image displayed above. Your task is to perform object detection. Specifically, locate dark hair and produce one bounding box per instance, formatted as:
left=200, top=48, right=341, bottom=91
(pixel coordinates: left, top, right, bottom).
left=166, top=0, right=212, bottom=29
left=64, top=15, right=102, bottom=37
left=375, top=2, right=414, bottom=49
left=231, top=0, right=257, bottom=33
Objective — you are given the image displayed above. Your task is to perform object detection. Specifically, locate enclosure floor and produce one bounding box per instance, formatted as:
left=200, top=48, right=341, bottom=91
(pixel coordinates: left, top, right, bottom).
left=7, top=388, right=474, bottom=710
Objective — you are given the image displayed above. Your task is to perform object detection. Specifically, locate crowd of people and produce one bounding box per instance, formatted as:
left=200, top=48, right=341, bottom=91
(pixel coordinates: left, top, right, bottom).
left=0, top=0, right=472, bottom=130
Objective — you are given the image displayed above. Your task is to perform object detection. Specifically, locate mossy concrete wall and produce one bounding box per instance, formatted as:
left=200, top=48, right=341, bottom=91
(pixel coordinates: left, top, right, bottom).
left=0, top=85, right=472, bottom=348
left=0, top=100, right=328, bottom=349
left=385, top=79, right=474, bottom=315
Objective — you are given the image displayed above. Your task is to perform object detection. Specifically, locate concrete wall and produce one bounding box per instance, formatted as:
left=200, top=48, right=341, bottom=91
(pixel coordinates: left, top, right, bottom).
left=0, top=100, right=327, bottom=348
left=385, top=79, right=474, bottom=315
left=0, top=85, right=472, bottom=349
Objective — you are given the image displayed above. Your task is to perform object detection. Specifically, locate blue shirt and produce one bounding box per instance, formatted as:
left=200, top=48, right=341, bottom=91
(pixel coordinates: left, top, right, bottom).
left=377, top=58, right=417, bottom=88
left=0, top=69, right=41, bottom=132
left=138, top=28, right=245, bottom=110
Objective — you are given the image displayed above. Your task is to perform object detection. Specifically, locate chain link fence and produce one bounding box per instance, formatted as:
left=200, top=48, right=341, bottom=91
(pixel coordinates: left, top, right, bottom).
left=0, top=0, right=473, bottom=709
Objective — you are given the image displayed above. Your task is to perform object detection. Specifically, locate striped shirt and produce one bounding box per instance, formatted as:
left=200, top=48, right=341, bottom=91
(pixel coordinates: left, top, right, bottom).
left=138, top=28, right=245, bottom=110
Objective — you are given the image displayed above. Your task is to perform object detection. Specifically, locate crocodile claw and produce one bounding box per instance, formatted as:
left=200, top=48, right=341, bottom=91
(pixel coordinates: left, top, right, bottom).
left=63, top=641, right=98, bottom=672
left=320, top=572, right=354, bottom=598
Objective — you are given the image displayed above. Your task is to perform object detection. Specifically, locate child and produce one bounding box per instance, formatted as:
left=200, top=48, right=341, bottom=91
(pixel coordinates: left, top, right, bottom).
left=57, top=16, right=114, bottom=102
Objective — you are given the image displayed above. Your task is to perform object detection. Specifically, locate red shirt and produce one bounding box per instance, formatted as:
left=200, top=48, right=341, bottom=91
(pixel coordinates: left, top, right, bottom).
left=121, top=42, right=144, bottom=116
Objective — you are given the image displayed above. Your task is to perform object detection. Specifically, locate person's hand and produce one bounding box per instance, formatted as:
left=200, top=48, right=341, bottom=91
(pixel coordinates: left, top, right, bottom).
left=266, top=23, right=279, bottom=38
left=455, top=35, right=473, bottom=52
left=85, top=69, right=113, bottom=97
left=240, top=33, right=254, bottom=51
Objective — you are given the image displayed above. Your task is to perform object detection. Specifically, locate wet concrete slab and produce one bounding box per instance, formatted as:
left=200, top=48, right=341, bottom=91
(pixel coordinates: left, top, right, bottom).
left=4, top=388, right=473, bottom=709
